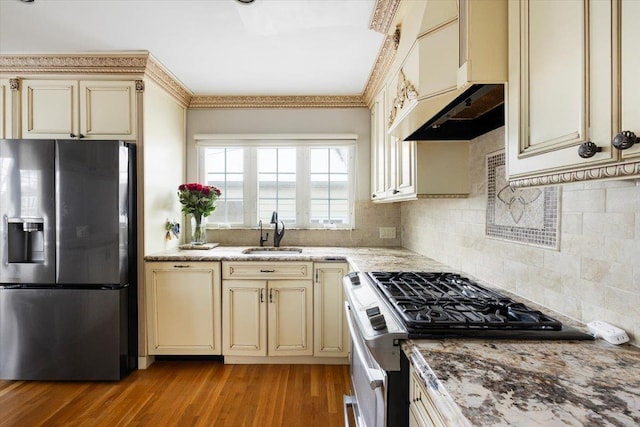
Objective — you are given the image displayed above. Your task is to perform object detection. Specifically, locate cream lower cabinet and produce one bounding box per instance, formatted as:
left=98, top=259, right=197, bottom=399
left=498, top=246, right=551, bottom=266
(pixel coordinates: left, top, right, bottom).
left=145, top=262, right=221, bottom=355
left=222, top=262, right=313, bottom=357
left=21, top=79, right=137, bottom=140
left=409, top=365, right=448, bottom=427
left=313, top=262, right=349, bottom=357
left=507, top=0, right=640, bottom=186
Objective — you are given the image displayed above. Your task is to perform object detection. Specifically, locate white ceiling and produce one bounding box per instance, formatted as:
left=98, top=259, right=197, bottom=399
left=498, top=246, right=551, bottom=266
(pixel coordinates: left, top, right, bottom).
left=0, top=0, right=385, bottom=96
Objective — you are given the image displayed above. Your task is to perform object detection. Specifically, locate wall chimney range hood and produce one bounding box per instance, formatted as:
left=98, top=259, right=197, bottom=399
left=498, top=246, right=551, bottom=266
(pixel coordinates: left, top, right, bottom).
left=387, top=0, right=508, bottom=142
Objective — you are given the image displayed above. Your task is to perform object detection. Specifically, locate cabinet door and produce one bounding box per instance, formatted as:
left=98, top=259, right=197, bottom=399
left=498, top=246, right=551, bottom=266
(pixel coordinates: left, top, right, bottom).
left=0, top=79, right=12, bottom=139
left=507, top=0, right=617, bottom=182
left=393, top=139, right=416, bottom=199
left=222, top=280, right=267, bottom=356
left=314, top=263, right=349, bottom=357
left=145, top=262, right=221, bottom=355
left=79, top=80, right=137, bottom=140
left=268, top=280, right=313, bottom=356
left=619, top=0, right=640, bottom=160
left=371, top=89, right=388, bottom=201
left=21, top=80, right=78, bottom=139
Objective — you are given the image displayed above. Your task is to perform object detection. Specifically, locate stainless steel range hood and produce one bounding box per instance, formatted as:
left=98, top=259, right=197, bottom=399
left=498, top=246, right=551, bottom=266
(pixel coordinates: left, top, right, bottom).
left=387, top=0, right=507, bottom=142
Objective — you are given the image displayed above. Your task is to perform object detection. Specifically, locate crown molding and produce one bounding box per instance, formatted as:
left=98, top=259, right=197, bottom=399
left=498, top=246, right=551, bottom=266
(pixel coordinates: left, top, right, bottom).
left=509, top=161, right=640, bottom=187
left=145, top=55, right=192, bottom=108
left=0, top=0, right=401, bottom=112
left=362, top=35, right=397, bottom=106
left=189, top=95, right=366, bottom=109
left=0, top=52, right=192, bottom=108
left=370, top=0, right=401, bottom=34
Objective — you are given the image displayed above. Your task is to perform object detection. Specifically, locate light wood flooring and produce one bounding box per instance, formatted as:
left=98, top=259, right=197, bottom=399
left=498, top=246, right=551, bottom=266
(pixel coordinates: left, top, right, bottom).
left=0, top=360, right=352, bottom=427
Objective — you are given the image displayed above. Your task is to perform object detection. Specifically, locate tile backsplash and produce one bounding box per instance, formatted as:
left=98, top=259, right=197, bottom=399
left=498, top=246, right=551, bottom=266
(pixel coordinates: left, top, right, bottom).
left=205, top=200, right=401, bottom=248
left=402, top=127, right=640, bottom=347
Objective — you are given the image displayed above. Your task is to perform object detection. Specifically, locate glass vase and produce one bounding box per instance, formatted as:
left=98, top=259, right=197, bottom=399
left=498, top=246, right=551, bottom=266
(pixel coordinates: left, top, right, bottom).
left=190, top=214, right=207, bottom=245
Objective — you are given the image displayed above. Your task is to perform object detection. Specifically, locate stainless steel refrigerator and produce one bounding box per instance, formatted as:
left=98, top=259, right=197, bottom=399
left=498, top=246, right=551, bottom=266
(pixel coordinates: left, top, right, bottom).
left=0, top=139, right=137, bottom=381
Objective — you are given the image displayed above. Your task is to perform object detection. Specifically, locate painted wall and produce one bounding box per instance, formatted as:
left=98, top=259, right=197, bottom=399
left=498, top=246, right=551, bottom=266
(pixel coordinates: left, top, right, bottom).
left=402, top=127, right=640, bottom=346
left=142, top=79, right=186, bottom=255
left=186, top=108, right=401, bottom=247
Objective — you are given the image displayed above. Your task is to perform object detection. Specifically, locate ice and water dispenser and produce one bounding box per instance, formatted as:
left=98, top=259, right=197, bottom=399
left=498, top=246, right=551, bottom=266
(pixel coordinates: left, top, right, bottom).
left=7, top=218, right=45, bottom=263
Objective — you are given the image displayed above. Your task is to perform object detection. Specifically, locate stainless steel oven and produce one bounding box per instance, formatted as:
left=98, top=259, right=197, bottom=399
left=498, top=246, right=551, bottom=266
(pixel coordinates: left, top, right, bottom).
left=342, top=271, right=593, bottom=427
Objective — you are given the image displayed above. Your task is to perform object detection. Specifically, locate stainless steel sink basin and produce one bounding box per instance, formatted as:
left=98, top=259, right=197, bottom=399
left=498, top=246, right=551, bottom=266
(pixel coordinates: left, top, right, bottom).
left=242, top=247, right=303, bottom=255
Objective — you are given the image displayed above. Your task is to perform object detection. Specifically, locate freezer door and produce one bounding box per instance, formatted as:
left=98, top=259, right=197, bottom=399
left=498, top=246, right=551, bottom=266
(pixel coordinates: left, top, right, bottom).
left=0, top=139, right=56, bottom=284
left=0, top=287, right=128, bottom=381
left=55, top=140, right=130, bottom=285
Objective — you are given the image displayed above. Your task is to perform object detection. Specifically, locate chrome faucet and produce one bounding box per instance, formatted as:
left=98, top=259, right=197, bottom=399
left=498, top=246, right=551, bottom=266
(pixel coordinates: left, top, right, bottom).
left=258, top=220, right=269, bottom=247
left=270, top=211, right=285, bottom=247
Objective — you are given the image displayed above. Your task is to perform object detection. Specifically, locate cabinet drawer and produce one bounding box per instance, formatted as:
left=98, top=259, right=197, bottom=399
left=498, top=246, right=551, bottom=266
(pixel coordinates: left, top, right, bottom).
left=222, top=262, right=313, bottom=280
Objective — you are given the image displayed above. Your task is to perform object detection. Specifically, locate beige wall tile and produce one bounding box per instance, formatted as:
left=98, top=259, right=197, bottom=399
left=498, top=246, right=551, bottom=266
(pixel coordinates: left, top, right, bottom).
left=401, top=126, right=640, bottom=347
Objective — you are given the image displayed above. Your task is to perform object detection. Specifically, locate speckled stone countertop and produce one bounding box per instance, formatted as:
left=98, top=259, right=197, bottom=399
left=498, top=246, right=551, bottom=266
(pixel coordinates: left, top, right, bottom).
left=145, top=246, right=640, bottom=426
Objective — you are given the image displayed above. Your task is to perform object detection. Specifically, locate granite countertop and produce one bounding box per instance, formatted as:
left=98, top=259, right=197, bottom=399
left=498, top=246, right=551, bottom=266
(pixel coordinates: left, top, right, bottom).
left=404, top=340, right=640, bottom=426
left=145, top=246, right=640, bottom=426
left=144, top=246, right=447, bottom=271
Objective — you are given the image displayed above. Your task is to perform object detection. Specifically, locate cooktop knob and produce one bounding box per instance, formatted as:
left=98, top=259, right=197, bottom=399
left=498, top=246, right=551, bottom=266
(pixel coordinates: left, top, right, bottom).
left=347, top=272, right=361, bottom=286
left=366, top=306, right=387, bottom=331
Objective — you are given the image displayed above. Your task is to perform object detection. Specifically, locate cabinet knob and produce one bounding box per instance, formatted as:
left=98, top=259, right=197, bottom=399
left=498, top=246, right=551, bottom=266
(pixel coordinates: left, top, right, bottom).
left=70, top=133, right=77, bottom=138
left=372, top=193, right=377, bottom=198
left=78, top=134, right=85, bottom=139
left=392, top=189, right=400, bottom=195
left=578, top=141, right=601, bottom=159
left=612, top=130, right=637, bottom=150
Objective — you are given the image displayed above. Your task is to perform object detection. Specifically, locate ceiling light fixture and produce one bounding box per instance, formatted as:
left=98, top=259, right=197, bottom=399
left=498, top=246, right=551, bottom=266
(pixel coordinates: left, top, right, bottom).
left=18, top=0, right=35, bottom=2
left=236, top=0, right=255, bottom=4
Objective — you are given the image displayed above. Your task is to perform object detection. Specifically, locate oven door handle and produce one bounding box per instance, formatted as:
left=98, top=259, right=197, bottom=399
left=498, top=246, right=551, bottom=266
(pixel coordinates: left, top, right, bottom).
left=345, top=302, right=385, bottom=390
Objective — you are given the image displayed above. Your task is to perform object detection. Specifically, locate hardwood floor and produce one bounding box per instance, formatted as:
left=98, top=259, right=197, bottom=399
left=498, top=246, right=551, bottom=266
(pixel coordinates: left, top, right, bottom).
left=0, top=361, right=352, bottom=427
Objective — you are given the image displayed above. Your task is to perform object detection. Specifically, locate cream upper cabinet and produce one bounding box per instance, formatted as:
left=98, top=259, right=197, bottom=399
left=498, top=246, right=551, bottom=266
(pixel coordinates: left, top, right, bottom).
left=618, top=0, right=640, bottom=161
left=507, top=0, right=640, bottom=186
left=0, top=79, right=14, bottom=139
left=222, top=262, right=313, bottom=357
left=371, top=89, right=389, bottom=201
left=21, top=79, right=137, bottom=140
left=145, top=262, right=222, bottom=355
left=313, top=262, right=349, bottom=358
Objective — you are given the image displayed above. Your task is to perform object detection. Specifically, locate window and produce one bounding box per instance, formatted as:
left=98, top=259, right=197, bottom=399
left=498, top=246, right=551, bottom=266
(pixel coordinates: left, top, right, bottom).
left=197, top=135, right=356, bottom=228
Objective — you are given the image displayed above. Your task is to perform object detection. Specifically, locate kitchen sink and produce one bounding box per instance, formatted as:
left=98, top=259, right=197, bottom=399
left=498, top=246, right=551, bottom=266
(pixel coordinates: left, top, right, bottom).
left=242, top=247, right=303, bottom=255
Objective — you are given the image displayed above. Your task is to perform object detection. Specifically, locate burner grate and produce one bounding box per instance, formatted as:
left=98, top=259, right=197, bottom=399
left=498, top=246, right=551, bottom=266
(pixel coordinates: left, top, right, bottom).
left=366, top=272, right=563, bottom=331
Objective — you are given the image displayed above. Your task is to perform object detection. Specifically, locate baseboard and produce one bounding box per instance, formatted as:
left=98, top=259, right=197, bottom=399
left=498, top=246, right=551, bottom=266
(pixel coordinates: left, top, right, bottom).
left=137, top=355, right=155, bottom=369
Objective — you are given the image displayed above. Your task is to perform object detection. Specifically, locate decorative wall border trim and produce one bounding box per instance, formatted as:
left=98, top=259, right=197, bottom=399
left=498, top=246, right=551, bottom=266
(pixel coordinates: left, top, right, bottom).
left=188, top=95, right=366, bottom=109
left=509, top=161, right=640, bottom=187
left=0, top=53, right=149, bottom=73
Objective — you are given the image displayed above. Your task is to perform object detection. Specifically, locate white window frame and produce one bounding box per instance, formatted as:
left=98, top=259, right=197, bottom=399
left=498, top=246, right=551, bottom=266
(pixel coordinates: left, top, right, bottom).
left=194, top=134, right=357, bottom=229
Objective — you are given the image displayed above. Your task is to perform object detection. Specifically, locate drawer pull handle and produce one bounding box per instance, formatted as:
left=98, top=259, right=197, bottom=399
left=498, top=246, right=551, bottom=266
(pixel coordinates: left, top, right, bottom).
left=260, top=269, right=275, bottom=273
left=578, top=141, right=601, bottom=159
left=173, top=265, right=190, bottom=268
left=260, top=288, right=264, bottom=303
left=612, top=130, right=637, bottom=150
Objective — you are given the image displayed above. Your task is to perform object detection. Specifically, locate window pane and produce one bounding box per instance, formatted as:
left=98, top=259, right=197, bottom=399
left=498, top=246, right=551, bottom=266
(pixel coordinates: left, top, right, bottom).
left=258, top=148, right=297, bottom=225
left=205, top=147, right=244, bottom=225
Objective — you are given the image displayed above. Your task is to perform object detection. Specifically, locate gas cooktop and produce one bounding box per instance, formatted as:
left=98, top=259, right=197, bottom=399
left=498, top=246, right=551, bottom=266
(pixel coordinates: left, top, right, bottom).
left=364, top=271, right=593, bottom=340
